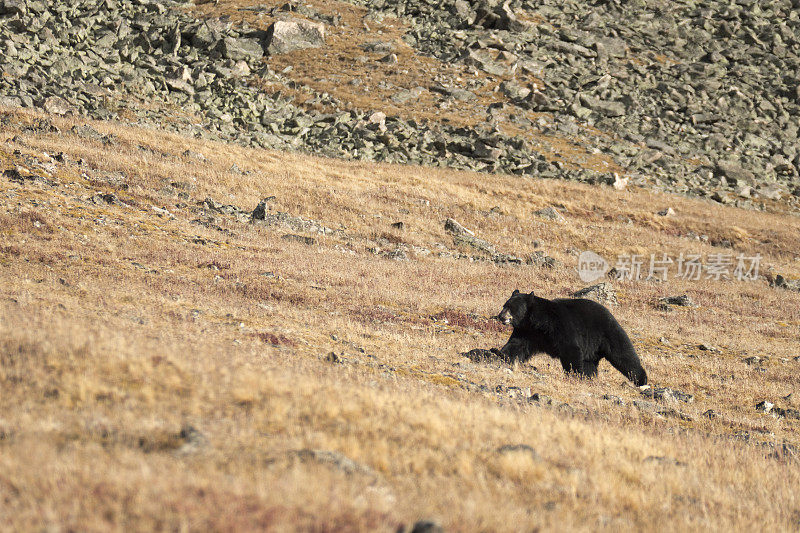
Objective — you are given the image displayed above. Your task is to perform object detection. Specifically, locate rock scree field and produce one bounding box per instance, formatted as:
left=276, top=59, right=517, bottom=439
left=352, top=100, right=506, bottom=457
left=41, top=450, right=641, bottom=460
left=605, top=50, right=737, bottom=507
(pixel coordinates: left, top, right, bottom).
left=1, top=0, right=800, bottom=531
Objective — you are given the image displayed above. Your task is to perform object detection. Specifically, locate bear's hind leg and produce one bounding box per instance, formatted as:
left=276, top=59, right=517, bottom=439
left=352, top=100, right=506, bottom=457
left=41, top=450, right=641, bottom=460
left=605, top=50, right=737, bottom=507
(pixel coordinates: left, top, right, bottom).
left=580, top=359, right=598, bottom=379
left=603, top=343, right=648, bottom=386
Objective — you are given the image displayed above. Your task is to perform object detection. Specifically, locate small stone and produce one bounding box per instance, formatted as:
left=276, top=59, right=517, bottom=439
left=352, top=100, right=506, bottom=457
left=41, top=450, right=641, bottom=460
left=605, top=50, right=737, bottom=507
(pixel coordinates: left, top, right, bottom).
left=579, top=95, right=626, bottom=117
left=409, top=520, right=444, bottom=533
left=533, top=206, right=565, bottom=222
left=657, top=207, right=675, bottom=216
left=500, top=80, right=531, bottom=100
left=756, top=400, right=774, bottom=414
left=251, top=196, right=276, bottom=220
left=368, top=111, right=386, bottom=130
left=447, top=88, right=477, bottom=101
left=711, top=191, right=734, bottom=204
left=176, top=424, right=207, bottom=454
left=281, top=234, right=317, bottom=245
left=659, top=294, right=696, bottom=307
left=41, top=96, right=74, bottom=115
left=360, top=41, right=395, bottom=53
left=756, top=183, right=786, bottom=201
left=377, top=53, right=398, bottom=63
left=391, top=87, right=425, bottom=105
left=444, top=218, right=473, bottom=237
left=602, top=394, right=625, bottom=405
left=612, top=173, right=628, bottom=190
left=529, top=392, right=552, bottom=405
left=265, top=18, right=325, bottom=55
left=183, top=150, right=207, bottom=162
left=697, top=344, right=719, bottom=352
left=573, top=282, right=617, bottom=304
left=716, top=160, right=755, bottom=185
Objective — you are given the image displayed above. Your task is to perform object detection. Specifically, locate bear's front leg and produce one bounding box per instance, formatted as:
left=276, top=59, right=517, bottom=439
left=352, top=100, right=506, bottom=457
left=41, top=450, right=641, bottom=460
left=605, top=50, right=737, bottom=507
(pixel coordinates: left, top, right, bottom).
left=496, top=335, right=531, bottom=364
left=558, top=345, right=588, bottom=376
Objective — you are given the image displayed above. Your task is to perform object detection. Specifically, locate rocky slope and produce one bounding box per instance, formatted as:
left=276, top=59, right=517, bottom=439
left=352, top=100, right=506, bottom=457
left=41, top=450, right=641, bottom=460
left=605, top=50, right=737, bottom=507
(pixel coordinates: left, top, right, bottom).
left=1, top=0, right=800, bottom=208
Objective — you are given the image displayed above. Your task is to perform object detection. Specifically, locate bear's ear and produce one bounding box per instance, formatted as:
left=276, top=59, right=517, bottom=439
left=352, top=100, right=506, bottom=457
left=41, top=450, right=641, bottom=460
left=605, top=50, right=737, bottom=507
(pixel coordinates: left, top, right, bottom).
left=529, top=290, right=536, bottom=297
left=512, top=289, right=520, bottom=296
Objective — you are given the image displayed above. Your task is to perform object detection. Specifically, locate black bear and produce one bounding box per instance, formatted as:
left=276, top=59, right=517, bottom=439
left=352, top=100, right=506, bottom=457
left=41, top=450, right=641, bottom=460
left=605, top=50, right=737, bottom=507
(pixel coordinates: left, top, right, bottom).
left=491, top=290, right=647, bottom=386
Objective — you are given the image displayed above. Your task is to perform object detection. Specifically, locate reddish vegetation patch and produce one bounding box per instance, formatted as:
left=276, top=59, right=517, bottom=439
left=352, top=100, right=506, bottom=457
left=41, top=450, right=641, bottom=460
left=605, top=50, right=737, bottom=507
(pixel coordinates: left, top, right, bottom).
left=252, top=332, right=296, bottom=347
left=431, top=310, right=506, bottom=333
left=351, top=306, right=399, bottom=325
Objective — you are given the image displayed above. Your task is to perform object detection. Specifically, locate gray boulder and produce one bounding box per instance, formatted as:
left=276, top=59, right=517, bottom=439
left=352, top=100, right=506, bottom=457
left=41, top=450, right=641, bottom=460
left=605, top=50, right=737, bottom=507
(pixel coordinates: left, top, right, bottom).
left=265, top=18, right=325, bottom=55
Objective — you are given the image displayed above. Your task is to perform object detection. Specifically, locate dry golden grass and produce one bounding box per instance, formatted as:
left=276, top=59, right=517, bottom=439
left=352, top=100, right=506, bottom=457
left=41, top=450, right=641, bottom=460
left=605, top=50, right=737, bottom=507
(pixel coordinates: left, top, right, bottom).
left=1, top=106, right=800, bottom=531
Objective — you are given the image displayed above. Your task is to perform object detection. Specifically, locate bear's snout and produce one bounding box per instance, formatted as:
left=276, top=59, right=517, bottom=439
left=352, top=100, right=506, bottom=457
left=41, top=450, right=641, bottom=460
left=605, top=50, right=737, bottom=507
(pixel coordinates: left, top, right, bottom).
left=497, top=309, right=513, bottom=325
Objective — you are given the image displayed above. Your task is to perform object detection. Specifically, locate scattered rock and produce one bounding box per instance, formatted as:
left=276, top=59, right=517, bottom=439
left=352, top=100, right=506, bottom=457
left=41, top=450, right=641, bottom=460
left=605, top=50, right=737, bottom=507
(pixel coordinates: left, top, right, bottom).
left=408, top=520, right=444, bottom=533
left=657, top=207, right=675, bottom=217
left=251, top=196, right=277, bottom=220
left=770, top=274, right=800, bottom=292
left=391, top=87, right=426, bottom=105
left=612, top=173, right=629, bottom=190
left=572, top=282, right=617, bottom=304
left=641, top=386, right=694, bottom=404
left=602, top=394, right=625, bottom=406
left=527, top=251, right=559, bottom=269
left=756, top=400, right=774, bottom=414
left=716, top=160, right=755, bottom=186
left=658, top=294, right=697, bottom=310
left=444, top=218, right=496, bottom=255
left=281, top=234, right=317, bottom=245
left=325, top=351, right=343, bottom=364
left=529, top=392, right=552, bottom=405
left=175, top=424, right=208, bottom=454
left=579, top=95, right=626, bottom=117
left=711, top=191, right=734, bottom=205
left=91, top=192, right=126, bottom=207
left=182, top=150, right=207, bottom=163
left=265, top=18, right=326, bottom=55
left=0, top=0, right=795, bottom=206
left=41, top=96, right=74, bottom=116
left=533, top=206, right=565, bottom=222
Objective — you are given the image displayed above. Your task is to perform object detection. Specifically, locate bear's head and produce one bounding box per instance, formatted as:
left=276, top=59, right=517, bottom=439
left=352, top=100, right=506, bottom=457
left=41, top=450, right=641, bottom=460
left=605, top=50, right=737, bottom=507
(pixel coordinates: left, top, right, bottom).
left=496, top=289, right=535, bottom=327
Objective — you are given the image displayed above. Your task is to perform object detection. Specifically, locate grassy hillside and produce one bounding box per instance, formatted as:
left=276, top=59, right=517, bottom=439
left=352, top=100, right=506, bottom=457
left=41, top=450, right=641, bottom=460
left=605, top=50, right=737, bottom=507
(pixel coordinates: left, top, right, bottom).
left=1, top=107, right=799, bottom=531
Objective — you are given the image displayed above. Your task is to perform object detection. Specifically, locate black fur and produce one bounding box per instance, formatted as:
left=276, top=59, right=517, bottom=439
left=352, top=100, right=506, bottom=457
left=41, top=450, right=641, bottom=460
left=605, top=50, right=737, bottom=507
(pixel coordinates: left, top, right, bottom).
left=493, top=290, right=647, bottom=386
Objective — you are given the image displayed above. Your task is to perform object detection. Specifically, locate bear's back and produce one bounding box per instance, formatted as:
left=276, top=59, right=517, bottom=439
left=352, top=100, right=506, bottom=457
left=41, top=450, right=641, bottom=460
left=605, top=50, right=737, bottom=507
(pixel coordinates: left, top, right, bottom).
left=549, top=297, right=620, bottom=329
